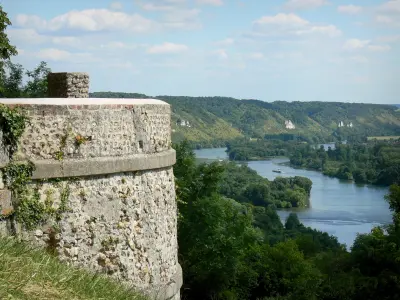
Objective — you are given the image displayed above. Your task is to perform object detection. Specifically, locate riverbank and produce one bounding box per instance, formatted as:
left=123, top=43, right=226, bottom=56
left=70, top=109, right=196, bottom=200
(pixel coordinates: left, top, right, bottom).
left=194, top=147, right=391, bottom=248
left=226, top=139, right=400, bottom=187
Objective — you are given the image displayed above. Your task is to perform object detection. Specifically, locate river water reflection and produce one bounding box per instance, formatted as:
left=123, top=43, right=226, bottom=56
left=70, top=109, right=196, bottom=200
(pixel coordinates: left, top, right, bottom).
left=194, top=147, right=391, bottom=248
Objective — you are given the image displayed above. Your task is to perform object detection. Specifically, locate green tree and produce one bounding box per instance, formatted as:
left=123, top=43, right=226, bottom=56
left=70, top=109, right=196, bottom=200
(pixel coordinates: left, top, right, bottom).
left=293, top=176, right=312, bottom=195
left=0, top=61, right=24, bottom=97
left=174, top=140, right=262, bottom=299
left=0, top=61, right=51, bottom=98
left=24, top=61, right=51, bottom=97
left=179, top=195, right=261, bottom=299
left=242, top=183, right=271, bottom=206
left=0, top=5, right=18, bottom=94
left=344, top=185, right=400, bottom=300
left=249, top=240, right=321, bottom=300
left=285, top=213, right=301, bottom=230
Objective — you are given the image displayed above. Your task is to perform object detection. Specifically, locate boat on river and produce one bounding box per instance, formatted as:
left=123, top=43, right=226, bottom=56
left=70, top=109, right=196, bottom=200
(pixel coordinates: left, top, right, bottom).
left=272, top=169, right=282, bottom=173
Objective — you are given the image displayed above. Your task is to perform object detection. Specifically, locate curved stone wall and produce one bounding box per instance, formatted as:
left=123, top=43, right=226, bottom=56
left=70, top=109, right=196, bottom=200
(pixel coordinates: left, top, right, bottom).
left=0, top=98, right=181, bottom=300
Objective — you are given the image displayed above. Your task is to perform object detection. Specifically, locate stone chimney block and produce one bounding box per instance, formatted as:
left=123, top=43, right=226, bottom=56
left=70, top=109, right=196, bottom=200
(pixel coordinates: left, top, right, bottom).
left=47, top=72, right=90, bottom=98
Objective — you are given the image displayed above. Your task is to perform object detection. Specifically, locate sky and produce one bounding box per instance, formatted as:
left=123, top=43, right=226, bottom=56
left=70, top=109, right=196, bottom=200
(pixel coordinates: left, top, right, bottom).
left=2, top=0, right=400, bottom=103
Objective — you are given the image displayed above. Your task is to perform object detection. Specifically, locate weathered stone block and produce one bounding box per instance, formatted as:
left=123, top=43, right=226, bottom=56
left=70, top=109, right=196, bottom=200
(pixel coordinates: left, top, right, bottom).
left=47, top=72, right=90, bottom=98
left=0, top=189, right=12, bottom=216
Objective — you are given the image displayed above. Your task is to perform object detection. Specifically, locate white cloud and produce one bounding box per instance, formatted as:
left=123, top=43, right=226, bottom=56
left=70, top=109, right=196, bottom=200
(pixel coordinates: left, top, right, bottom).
left=252, top=13, right=341, bottom=38
left=35, top=48, right=97, bottom=63
left=109, top=1, right=123, bottom=10
left=7, top=28, right=48, bottom=44
left=147, top=42, right=188, bottom=54
left=13, top=3, right=203, bottom=36
left=297, top=24, right=341, bottom=37
left=343, top=39, right=370, bottom=50
left=137, top=0, right=202, bottom=30
left=255, top=13, right=309, bottom=26
left=284, top=0, right=329, bottom=11
left=378, top=0, right=400, bottom=14
left=196, top=0, right=223, bottom=6
left=337, top=5, right=362, bottom=15
left=15, top=15, right=47, bottom=30
left=343, top=39, right=391, bottom=52
left=15, top=9, right=156, bottom=33
left=374, top=1, right=400, bottom=27
left=8, top=28, right=94, bottom=51
left=37, top=48, right=72, bottom=61
left=140, top=3, right=175, bottom=11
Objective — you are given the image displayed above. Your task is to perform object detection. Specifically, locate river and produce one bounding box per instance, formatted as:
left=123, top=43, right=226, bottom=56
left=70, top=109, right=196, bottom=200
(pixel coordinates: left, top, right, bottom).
left=194, top=147, right=392, bottom=249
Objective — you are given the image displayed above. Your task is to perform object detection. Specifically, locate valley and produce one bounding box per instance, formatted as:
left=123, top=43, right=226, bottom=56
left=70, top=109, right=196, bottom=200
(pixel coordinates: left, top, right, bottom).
left=194, top=147, right=391, bottom=249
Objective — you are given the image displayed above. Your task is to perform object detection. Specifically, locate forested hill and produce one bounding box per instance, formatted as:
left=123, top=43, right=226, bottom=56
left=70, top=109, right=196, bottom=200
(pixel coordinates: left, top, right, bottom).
left=90, top=92, right=400, bottom=146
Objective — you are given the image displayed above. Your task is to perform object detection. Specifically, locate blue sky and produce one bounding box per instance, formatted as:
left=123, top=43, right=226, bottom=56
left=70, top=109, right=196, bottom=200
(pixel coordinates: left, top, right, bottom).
left=3, top=0, right=400, bottom=103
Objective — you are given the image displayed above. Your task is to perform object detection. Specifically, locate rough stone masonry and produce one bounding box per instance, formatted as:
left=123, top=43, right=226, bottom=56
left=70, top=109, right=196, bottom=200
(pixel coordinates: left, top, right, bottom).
left=47, top=72, right=90, bottom=98
left=0, top=73, right=182, bottom=300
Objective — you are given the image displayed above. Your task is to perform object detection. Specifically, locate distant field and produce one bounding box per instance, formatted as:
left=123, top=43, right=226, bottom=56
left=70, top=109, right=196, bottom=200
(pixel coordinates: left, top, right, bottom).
left=367, top=136, right=400, bottom=141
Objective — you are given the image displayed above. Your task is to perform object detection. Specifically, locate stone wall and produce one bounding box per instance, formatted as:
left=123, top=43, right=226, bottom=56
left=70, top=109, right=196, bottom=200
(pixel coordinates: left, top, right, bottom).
left=0, top=73, right=181, bottom=300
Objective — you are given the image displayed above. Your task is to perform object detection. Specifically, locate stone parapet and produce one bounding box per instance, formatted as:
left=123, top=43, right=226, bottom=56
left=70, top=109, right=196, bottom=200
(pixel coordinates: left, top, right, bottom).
left=0, top=98, right=172, bottom=165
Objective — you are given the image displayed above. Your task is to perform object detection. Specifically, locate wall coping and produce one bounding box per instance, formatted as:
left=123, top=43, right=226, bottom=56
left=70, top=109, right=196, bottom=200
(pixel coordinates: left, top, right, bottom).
left=0, top=149, right=176, bottom=179
left=0, top=98, right=168, bottom=106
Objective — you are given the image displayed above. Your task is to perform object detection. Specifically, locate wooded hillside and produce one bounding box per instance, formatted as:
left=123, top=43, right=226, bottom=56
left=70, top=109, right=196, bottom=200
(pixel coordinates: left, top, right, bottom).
left=90, top=92, right=400, bottom=146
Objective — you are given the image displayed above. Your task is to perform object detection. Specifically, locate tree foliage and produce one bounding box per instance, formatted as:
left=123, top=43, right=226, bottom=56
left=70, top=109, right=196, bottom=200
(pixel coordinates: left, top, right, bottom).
left=173, top=139, right=400, bottom=300
left=0, top=61, right=51, bottom=98
left=0, top=6, right=50, bottom=99
left=218, top=161, right=312, bottom=208
left=290, top=141, right=400, bottom=186
left=174, top=140, right=345, bottom=300
left=0, top=5, right=18, bottom=95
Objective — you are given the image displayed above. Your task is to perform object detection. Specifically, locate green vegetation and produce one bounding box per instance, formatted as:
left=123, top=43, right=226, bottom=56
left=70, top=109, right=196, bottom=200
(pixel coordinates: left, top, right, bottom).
left=0, top=5, right=18, bottom=95
left=0, top=8, right=50, bottom=100
left=367, top=135, right=400, bottom=141
left=0, top=60, right=51, bottom=98
left=175, top=140, right=400, bottom=300
left=2, top=6, right=400, bottom=298
left=226, top=138, right=301, bottom=161
left=0, top=102, right=72, bottom=230
left=0, top=103, right=30, bottom=155
left=219, top=161, right=312, bottom=208
left=175, top=140, right=343, bottom=300
left=225, top=138, right=400, bottom=187
left=0, top=237, right=146, bottom=300
left=90, top=92, right=400, bottom=147
left=290, top=141, right=400, bottom=186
